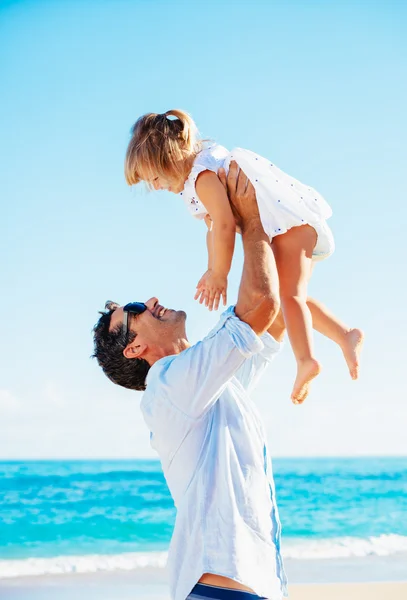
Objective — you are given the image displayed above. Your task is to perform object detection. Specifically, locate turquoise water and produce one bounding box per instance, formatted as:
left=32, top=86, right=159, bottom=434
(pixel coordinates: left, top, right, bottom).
left=0, top=458, right=406, bottom=576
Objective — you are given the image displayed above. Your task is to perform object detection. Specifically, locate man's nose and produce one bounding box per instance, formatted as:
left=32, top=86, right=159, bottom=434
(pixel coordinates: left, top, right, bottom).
left=152, top=181, right=161, bottom=191
left=144, top=297, right=159, bottom=312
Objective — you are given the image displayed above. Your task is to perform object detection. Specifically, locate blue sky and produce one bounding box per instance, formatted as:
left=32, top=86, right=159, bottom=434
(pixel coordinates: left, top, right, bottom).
left=1, top=0, right=406, bottom=458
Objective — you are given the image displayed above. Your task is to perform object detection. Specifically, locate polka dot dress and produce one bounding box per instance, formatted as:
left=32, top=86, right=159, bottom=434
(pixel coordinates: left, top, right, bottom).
left=180, top=143, right=335, bottom=261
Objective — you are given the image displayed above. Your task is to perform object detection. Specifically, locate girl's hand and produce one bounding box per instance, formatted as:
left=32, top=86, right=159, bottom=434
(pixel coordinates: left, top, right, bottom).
left=194, top=269, right=227, bottom=311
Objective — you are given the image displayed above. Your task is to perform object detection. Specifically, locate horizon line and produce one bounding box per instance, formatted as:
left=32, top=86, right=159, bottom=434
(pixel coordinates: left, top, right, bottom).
left=1, top=454, right=406, bottom=462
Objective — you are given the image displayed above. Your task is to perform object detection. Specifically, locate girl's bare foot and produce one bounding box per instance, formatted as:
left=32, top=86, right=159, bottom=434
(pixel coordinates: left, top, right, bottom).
left=291, top=358, right=321, bottom=404
left=341, top=328, right=364, bottom=380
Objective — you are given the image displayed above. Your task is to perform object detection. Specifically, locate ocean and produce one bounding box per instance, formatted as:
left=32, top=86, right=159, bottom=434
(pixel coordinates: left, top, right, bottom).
left=0, top=458, right=406, bottom=581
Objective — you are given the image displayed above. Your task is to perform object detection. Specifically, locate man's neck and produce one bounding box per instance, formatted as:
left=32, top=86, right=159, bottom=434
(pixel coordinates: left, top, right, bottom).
left=148, top=337, right=190, bottom=366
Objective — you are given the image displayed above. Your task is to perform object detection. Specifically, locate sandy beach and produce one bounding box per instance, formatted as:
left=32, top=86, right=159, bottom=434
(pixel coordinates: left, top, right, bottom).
left=0, top=573, right=407, bottom=600
left=1, top=571, right=407, bottom=600
left=291, top=582, right=407, bottom=600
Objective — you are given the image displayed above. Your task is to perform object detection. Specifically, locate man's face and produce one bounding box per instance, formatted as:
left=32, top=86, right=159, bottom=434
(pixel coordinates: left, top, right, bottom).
left=109, top=297, right=186, bottom=359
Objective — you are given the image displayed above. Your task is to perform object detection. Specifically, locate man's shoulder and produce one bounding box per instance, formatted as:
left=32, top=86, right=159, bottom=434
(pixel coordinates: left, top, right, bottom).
left=143, top=347, right=196, bottom=397
left=141, top=349, right=200, bottom=421
left=144, top=354, right=178, bottom=389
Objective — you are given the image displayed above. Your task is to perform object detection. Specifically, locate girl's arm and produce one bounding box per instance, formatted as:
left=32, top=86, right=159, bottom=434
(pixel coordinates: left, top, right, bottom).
left=195, top=171, right=236, bottom=310
left=196, top=170, right=236, bottom=276
left=204, top=216, right=216, bottom=270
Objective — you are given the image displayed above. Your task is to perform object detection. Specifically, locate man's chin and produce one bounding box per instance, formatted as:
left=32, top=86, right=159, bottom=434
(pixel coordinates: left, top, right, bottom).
left=178, top=309, right=187, bottom=321
left=160, top=309, right=186, bottom=323
left=171, top=309, right=186, bottom=322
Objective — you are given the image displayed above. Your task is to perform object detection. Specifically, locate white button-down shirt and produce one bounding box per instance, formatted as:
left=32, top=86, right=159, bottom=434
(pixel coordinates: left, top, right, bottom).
left=141, top=307, right=288, bottom=600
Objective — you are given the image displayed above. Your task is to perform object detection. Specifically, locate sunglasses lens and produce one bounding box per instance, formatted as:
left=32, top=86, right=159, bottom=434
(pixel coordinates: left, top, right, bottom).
left=123, top=302, right=147, bottom=315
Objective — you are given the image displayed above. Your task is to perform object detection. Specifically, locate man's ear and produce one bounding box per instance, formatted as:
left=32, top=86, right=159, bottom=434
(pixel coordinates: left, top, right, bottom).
left=123, top=340, right=148, bottom=360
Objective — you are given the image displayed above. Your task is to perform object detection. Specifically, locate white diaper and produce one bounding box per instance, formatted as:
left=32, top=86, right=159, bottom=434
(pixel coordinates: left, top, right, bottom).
left=312, top=220, right=335, bottom=262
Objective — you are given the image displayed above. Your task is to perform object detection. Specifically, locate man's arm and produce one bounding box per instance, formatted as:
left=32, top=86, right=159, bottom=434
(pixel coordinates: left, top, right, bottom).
left=218, top=162, right=280, bottom=335
left=159, top=166, right=282, bottom=419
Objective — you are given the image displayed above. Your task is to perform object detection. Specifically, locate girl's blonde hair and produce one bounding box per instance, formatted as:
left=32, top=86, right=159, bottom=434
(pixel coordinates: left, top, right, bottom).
left=125, top=109, right=201, bottom=186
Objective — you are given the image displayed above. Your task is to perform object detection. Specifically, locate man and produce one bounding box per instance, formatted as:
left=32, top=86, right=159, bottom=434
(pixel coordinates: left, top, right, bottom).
left=93, top=164, right=288, bottom=600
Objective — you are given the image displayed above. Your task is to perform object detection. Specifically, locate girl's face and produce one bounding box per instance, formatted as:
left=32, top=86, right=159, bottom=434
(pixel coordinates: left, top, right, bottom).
left=149, top=174, right=184, bottom=194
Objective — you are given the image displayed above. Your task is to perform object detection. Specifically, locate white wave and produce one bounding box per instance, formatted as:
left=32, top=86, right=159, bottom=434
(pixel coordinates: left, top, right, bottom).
left=0, top=551, right=168, bottom=579
left=1, top=535, right=407, bottom=579
left=283, top=534, right=407, bottom=560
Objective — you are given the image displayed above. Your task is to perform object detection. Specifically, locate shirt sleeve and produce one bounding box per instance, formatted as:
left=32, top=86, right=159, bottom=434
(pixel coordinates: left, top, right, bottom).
left=154, top=307, right=264, bottom=419
left=182, top=147, right=220, bottom=220
left=234, top=332, right=282, bottom=394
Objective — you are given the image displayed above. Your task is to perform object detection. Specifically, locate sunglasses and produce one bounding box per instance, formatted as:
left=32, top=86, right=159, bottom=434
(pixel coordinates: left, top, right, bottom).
left=122, top=302, right=147, bottom=342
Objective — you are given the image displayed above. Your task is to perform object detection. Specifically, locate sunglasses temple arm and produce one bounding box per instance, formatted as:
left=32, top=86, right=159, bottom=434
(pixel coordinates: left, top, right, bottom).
left=123, top=311, right=129, bottom=339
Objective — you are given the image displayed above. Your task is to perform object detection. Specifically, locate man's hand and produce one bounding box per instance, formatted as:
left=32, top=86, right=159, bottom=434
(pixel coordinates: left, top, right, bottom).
left=218, top=161, right=261, bottom=231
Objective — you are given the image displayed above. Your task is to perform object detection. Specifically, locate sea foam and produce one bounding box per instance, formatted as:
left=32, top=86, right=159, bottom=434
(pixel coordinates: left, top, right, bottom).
left=1, top=535, right=407, bottom=579
left=0, top=551, right=168, bottom=579
left=283, top=534, right=407, bottom=559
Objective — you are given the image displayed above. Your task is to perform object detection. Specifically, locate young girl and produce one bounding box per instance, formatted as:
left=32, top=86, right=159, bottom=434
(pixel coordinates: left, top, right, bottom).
left=124, top=109, right=364, bottom=403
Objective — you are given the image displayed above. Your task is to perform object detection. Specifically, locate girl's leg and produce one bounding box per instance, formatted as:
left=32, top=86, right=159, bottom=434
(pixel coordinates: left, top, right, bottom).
left=268, top=308, right=286, bottom=343
left=272, top=225, right=320, bottom=404
left=307, top=297, right=364, bottom=380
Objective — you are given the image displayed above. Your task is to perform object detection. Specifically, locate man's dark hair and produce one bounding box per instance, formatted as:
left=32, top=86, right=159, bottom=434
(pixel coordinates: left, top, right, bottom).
left=92, top=301, right=150, bottom=391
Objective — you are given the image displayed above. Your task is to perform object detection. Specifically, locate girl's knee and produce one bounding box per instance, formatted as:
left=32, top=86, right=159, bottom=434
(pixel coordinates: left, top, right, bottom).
left=281, top=293, right=307, bottom=306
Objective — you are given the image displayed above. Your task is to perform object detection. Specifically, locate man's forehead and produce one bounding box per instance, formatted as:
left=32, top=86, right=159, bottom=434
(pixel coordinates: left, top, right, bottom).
left=109, top=306, right=124, bottom=331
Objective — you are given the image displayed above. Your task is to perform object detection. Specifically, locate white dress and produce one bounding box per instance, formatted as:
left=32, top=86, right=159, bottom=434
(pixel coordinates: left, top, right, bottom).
left=180, top=143, right=335, bottom=261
